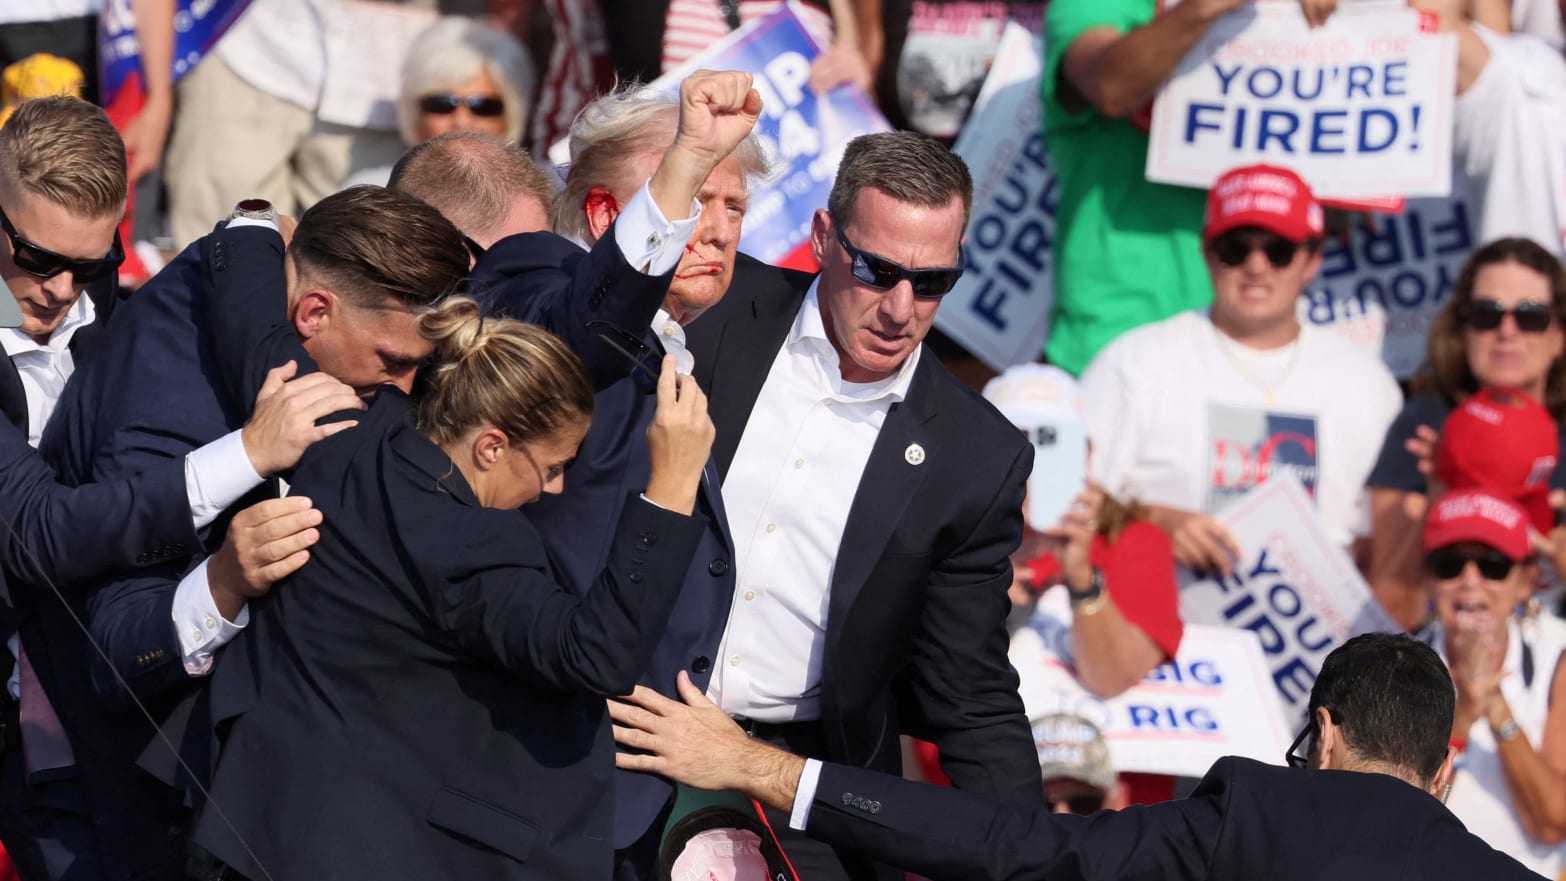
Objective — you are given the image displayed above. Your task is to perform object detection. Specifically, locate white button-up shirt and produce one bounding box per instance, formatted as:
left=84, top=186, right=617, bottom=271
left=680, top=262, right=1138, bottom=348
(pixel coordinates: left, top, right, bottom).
left=707, top=280, right=921, bottom=722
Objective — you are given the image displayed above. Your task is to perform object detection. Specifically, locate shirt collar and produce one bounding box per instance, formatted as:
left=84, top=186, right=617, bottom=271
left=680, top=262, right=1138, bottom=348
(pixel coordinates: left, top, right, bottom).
left=788, top=277, right=921, bottom=404
left=0, top=294, right=96, bottom=357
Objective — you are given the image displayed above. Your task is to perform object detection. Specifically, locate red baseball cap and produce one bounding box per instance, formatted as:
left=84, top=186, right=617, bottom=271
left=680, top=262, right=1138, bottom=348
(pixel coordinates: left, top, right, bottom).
left=1423, top=489, right=1532, bottom=560
left=1203, top=164, right=1325, bottom=243
left=1435, top=387, right=1558, bottom=534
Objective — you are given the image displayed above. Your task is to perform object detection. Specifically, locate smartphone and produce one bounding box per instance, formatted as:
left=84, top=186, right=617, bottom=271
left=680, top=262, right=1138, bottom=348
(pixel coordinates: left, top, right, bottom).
left=1025, top=421, right=1088, bottom=533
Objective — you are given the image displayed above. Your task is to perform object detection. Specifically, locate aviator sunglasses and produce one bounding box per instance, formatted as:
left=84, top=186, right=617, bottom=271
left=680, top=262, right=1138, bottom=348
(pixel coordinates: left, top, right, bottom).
left=1423, top=545, right=1518, bottom=581
left=418, top=93, right=506, bottom=117
left=1463, top=299, right=1554, bottom=333
left=834, top=225, right=964, bottom=298
left=0, top=204, right=124, bottom=282
left=1210, top=232, right=1303, bottom=269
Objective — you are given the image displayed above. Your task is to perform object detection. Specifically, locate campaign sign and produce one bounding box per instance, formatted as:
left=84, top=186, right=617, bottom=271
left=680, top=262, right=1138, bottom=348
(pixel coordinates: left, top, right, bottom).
left=1207, top=404, right=1319, bottom=513
left=549, top=2, right=892, bottom=267
left=1297, top=184, right=1475, bottom=379
left=938, top=22, right=1057, bottom=371
left=1011, top=599, right=1292, bottom=776
left=1182, top=475, right=1398, bottom=717
left=99, top=0, right=252, bottom=97
left=1146, top=2, right=1456, bottom=200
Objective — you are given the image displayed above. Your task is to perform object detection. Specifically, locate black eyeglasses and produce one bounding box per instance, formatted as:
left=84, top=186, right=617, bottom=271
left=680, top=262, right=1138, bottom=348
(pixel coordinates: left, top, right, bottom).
left=1424, top=546, right=1518, bottom=580
left=1210, top=232, right=1302, bottom=269
left=588, top=319, right=660, bottom=393
left=418, top=93, right=506, bottom=117
left=1047, top=793, right=1105, bottom=815
left=0, top=204, right=124, bottom=282
left=1285, top=719, right=1316, bottom=769
left=833, top=225, right=964, bottom=299
left=1463, top=299, right=1554, bottom=333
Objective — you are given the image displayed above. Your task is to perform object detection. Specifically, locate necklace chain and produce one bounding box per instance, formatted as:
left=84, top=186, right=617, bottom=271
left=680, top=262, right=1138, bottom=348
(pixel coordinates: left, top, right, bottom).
left=1212, top=323, right=1303, bottom=405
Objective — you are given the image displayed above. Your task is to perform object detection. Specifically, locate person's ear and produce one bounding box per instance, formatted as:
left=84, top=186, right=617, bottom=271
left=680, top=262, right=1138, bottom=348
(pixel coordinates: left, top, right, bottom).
left=1104, top=777, right=1130, bottom=811
left=811, top=209, right=831, bottom=266
left=1312, top=705, right=1340, bottom=770
left=1429, top=746, right=1458, bottom=802
left=583, top=187, right=620, bottom=242
left=471, top=427, right=508, bottom=471
left=292, top=289, right=334, bottom=341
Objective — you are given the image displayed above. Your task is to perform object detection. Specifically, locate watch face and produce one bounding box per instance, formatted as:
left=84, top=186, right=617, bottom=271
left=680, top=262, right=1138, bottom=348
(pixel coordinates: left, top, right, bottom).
left=237, top=198, right=272, bottom=213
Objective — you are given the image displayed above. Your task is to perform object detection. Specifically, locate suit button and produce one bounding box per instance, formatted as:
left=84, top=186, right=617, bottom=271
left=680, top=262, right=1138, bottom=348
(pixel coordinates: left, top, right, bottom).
left=629, top=571, right=644, bottom=583
left=640, top=532, right=658, bottom=547
left=708, top=559, right=728, bottom=576
left=691, top=656, right=711, bottom=674
left=841, top=792, right=853, bottom=806
left=136, top=554, right=150, bottom=565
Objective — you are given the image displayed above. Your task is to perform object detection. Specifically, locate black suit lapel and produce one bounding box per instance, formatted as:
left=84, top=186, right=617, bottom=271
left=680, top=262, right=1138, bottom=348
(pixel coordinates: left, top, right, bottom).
left=0, top=357, right=26, bottom=437
left=827, top=355, right=941, bottom=629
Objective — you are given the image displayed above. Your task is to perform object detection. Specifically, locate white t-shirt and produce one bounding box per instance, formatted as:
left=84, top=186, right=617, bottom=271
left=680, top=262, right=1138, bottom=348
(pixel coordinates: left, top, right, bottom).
left=1080, top=311, right=1403, bottom=548
left=1452, top=24, right=1566, bottom=257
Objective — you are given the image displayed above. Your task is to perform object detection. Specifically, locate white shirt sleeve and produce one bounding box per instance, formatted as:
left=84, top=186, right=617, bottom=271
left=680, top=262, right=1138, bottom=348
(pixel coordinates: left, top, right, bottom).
left=224, top=216, right=281, bottom=233
left=184, top=430, right=265, bottom=531
left=1452, top=25, right=1566, bottom=250
left=788, top=758, right=825, bottom=831
left=171, top=558, right=250, bottom=676
left=612, top=182, right=702, bottom=275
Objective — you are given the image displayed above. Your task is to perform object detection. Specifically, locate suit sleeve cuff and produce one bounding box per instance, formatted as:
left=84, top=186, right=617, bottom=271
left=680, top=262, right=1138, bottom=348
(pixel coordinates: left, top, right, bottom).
left=185, top=429, right=265, bottom=530
left=172, top=558, right=250, bottom=676
left=789, top=758, right=824, bottom=831
left=613, top=181, right=701, bottom=275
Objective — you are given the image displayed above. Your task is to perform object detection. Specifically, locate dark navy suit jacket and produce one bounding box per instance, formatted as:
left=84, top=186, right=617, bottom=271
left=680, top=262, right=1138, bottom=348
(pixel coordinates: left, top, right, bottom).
left=804, top=756, right=1544, bottom=881
left=193, top=388, right=706, bottom=881
left=685, top=259, right=1042, bottom=824
left=0, top=277, right=208, bottom=880
left=472, top=231, right=737, bottom=848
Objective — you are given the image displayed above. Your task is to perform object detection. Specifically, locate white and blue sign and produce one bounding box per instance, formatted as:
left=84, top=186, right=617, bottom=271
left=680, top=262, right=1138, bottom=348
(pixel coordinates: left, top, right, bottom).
left=647, top=2, right=892, bottom=266
left=99, top=0, right=252, bottom=97
left=1147, top=2, right=1456, bottom=201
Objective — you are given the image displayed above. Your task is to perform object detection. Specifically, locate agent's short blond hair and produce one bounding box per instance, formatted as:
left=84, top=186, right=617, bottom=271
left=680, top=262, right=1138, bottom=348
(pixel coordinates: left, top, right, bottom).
left=0, top=96, right=126, bottom=218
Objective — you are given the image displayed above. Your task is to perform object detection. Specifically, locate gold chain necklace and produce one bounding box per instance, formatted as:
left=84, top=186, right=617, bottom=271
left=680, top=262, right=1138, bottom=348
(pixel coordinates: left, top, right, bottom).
left=1211, top=322, right=1303, bottom=406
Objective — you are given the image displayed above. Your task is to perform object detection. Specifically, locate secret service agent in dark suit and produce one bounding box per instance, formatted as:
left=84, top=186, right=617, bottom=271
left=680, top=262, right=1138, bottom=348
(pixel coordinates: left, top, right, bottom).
left=614, top=633, right=1544, bottom=881
left=470, top=71, right=759, bottom=864
left=674, top=134, right=1039, bottom=879
left=193, top=295, right=713, bottom=881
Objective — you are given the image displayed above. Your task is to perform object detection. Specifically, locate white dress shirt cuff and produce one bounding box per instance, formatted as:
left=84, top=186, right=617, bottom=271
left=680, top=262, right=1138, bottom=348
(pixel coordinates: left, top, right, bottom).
left=789, top=758, right=824, bottom=831
left=185, top=430, right=265, bottom=530
left=613, top=182, right=701, bottom=275
left=225, top=216, right=281, bottom=233
left=172, top=558, right=250, bottom=676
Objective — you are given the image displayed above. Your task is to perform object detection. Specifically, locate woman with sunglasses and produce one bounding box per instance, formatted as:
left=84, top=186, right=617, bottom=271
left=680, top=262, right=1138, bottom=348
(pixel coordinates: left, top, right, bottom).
left=1420, top=489, right=1566, bottom=875
left=1367, top=238, right=1566, bottom=632
left=190, top=296, right=719, bottom=880
left=343, top=16, right=535, bottom=187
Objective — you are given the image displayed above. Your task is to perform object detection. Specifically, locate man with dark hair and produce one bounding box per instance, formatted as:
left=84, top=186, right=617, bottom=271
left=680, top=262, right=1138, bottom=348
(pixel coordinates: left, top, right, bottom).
left=611, top=632, right=1543, bottom=881
left=387, top=131, right=555, bottom=248
left=38, top=184, right=467, bottom=879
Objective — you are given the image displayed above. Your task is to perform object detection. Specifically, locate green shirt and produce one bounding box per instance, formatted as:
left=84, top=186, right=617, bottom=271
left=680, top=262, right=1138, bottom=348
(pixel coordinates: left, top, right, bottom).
left=1041, top=0, right=1213, bottom=375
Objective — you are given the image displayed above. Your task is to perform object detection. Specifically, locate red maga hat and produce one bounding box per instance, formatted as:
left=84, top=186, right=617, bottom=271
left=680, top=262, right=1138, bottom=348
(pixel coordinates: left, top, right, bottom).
left=1435, top=387, right=1558, bottom=535
left=1204, top=164, right=1325, bottom=244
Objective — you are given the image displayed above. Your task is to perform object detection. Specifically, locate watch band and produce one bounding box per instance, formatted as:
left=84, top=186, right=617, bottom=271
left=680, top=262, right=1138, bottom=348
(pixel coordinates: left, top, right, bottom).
left=1069, top=568, right=1108, bottom=617
left=1494, top=718, right=1521, bottom=743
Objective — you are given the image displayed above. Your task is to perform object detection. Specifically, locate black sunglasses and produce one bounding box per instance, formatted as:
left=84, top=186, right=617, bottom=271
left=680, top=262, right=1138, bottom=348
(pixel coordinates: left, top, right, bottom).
left=1463, top=299, right=1554, bottom=333
left=1047, top=793, right=1105, bottom=815
left=1424, top=546, right=1518, bottom=581
left=833, top=225, right=963, bottom=299
left=418, top=93, right=506, bottom=117
left=588, top=319, right=660, bottom=393
left=1285, top=719, right=1315, bottom=769
left=0, top=204, right=124, bottom=283
left=1211, top=232, right=1302, bottom=269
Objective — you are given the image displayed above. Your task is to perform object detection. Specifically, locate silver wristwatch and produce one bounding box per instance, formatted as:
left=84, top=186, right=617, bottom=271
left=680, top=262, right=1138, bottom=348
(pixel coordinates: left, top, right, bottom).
left=231, top=198, right=278, bottom=224
left=1494, top=718, right=1521, bottom=743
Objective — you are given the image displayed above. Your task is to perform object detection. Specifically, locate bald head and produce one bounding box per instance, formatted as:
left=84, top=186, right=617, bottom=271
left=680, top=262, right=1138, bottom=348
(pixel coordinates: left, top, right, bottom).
left=388, top=131, right=554, bottom=248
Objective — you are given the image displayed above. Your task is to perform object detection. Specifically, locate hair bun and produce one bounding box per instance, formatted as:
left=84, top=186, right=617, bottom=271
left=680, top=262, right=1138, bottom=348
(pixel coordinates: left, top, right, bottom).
left=418, top=295, right=486, bottom=363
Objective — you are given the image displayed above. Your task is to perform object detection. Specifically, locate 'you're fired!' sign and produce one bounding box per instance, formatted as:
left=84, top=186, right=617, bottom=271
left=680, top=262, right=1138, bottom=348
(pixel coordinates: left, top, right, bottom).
left=1146, top=2, right=1456, bottom=200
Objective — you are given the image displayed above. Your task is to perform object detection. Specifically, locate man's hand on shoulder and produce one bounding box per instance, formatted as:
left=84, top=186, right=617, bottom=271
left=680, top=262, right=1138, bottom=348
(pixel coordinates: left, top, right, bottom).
left=241, top=361, right=366, bottom=477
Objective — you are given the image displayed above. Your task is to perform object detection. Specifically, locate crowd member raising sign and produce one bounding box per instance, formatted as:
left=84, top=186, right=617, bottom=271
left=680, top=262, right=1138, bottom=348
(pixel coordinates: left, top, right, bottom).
left=1079, top=164, right=1401, bottom=575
